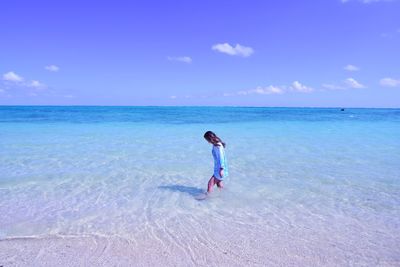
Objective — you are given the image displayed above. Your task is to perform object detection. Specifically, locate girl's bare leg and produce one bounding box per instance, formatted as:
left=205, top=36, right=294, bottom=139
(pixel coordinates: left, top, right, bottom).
left=216, top=180, right=224, bottom=190
left=207, top=176, right=216, bottom=193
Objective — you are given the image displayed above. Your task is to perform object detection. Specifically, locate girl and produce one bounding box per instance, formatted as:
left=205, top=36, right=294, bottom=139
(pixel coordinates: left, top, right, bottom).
left=204, top=131, right=229, bottom=193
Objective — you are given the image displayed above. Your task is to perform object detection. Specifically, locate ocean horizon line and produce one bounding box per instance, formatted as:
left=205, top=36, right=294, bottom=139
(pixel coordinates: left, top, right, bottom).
left=0, top=105, right=399, bottom=109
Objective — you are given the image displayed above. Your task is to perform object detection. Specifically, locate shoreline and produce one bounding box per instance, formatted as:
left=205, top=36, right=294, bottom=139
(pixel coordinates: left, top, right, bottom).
left=2, top=230, right=399, bottom=267
left=0, top=234, right=266, bottom=267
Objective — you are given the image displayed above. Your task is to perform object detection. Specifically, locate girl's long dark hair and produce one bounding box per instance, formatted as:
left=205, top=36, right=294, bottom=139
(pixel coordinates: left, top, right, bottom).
left=204, top=131, right=226, bottom=147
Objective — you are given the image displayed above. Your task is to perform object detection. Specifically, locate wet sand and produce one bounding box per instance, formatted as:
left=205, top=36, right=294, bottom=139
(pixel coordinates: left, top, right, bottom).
left=1, top=228, right=399, bottom=267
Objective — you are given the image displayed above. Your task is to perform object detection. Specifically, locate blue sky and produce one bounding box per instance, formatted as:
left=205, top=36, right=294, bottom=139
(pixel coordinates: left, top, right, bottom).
left=0, top=0, right=399, bottom=107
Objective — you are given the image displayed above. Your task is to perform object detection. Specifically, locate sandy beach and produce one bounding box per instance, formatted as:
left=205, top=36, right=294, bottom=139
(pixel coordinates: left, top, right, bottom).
left=1, top=221, right=399, bottom=267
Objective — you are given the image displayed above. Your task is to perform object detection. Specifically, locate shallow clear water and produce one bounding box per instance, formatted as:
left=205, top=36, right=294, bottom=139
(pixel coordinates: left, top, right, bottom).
left=0, top=106, right=399, bottom=262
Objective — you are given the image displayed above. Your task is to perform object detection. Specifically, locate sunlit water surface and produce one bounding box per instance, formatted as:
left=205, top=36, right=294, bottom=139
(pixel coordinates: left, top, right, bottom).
left=0, top=106, right=399, bottom=264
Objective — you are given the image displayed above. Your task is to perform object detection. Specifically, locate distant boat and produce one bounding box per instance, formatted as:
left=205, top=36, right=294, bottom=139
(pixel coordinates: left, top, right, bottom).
left=341, top=108, right=345, bottom=111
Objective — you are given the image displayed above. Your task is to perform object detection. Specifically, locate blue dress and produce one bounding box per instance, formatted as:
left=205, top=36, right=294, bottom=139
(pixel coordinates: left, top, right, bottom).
left=212, top=143, right=228, bottom=180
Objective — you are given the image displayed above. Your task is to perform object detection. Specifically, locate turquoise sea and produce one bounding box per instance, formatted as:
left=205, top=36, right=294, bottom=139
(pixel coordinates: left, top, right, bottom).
left=1, top=106, right=399, bottom=264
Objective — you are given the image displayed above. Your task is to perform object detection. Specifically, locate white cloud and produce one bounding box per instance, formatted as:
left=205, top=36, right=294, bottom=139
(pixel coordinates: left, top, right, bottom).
left=380, top=77, right=400, bottom=87
left=342, top=0, right=394, bottom=3
left=322, top=83, right=346, bottom=90
left=45, top=65, right=60, bottom=72
left=290, top=81, right=314, bottom=93
left=28, top=80, right=46, bottom=89
left=3, top=71, right=24, bottom=82
left=167, top=56, right=192, bottom=63
left=226, top=81, right=314, bottom=96
left=381, top=28, right=400, bottom=38
left=169, top=95, right=177, bottom=99
left=1, top=71, right=47, bottom=94
left=344, top=78, right=366, bottom=88
left=323, top=78, right=367, bottom=90
left=244, top=86, right=284, bottom=95
left=235, top=86, right=284, bottom=95
left=212, top=43, right=254, bottom=57
left=344, top=64, right=360, bottom=71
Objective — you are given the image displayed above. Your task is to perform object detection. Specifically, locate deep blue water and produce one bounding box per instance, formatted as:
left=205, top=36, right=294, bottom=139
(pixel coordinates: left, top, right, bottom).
left=1, top=106, right=399, bottom=124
